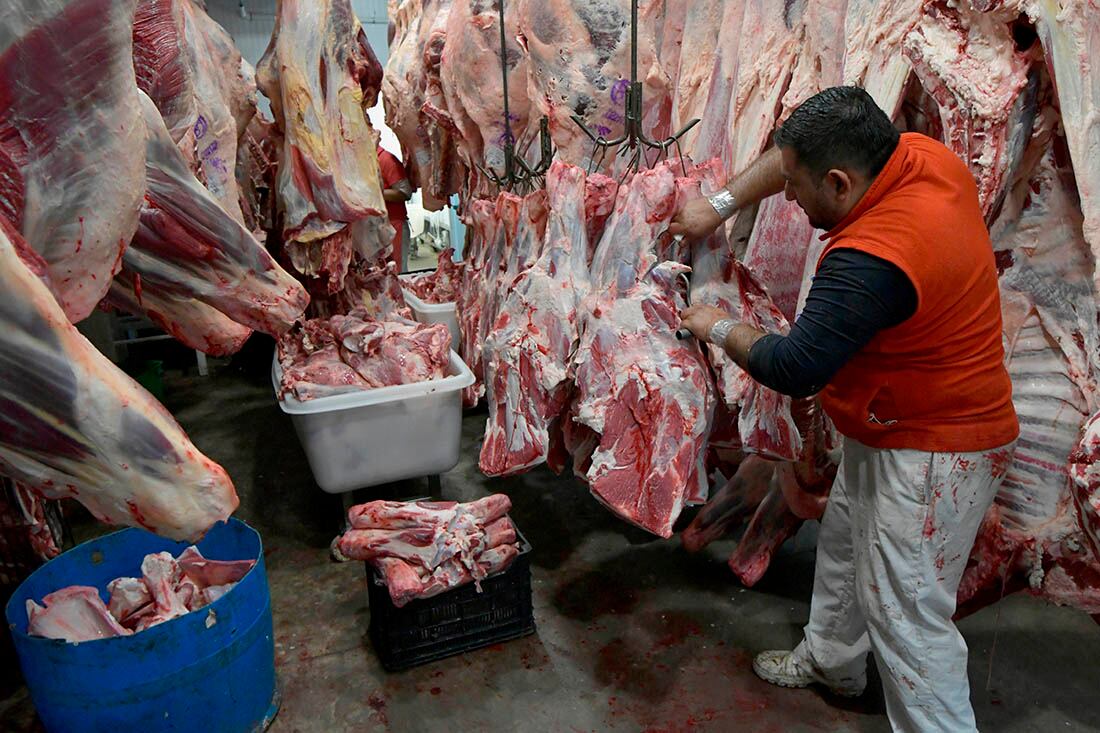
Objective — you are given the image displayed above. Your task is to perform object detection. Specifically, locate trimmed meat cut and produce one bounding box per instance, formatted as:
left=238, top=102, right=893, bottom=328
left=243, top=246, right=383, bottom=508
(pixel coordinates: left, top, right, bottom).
left=29, top=546, right=254, bottom=641
left=277, top=309, right=450, bottom=402
left=402, top=247, right=462, bottom=303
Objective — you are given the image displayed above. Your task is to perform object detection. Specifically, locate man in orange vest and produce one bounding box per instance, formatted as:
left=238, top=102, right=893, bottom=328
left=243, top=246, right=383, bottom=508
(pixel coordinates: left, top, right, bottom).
left=672, top=86, right=1018, bottom=733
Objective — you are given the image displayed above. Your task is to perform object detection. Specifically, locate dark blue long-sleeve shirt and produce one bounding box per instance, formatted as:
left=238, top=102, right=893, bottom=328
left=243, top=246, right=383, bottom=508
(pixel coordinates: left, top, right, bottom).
left=745, top=249, right=917, bottom=399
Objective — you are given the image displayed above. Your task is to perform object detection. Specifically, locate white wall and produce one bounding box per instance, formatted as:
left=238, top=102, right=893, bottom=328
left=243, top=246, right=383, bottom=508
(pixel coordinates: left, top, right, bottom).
left=204, top=0, right=460, bottom=250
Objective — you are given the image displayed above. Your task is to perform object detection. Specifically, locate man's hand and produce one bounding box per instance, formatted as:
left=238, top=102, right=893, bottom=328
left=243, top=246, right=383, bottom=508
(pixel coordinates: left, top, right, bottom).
left=669, top=196, right=723, bottom=243
left=680, top=304, right=731, bottom=342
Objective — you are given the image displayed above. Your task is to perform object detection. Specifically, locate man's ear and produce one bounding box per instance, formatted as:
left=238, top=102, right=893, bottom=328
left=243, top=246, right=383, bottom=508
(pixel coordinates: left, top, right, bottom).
left=825, top=168, right=854, bottom=199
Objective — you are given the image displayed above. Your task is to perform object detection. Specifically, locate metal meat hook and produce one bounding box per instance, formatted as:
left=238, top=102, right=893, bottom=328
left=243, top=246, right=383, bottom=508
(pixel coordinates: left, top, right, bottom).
left=570, top=0, right=700, bottom=175
left=478, top=1, right=554, bottom=190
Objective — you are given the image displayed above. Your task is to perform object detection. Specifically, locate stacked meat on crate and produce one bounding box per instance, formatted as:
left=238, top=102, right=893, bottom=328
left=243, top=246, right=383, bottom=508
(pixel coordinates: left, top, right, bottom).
left=336, top=495, right=521, bottom=607
left=385, top=0, right=1100, bottom=619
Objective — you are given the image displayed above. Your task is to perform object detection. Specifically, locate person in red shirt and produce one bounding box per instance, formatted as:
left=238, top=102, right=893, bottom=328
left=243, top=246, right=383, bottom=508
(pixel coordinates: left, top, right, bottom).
left=376, top=145, right=413, bottom=271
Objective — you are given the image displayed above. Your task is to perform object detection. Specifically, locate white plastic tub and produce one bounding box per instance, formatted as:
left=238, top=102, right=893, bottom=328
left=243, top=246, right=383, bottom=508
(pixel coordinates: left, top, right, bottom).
left=272, top=351, right=474, bottom=493
left=401, top=280, right=460, bottom=350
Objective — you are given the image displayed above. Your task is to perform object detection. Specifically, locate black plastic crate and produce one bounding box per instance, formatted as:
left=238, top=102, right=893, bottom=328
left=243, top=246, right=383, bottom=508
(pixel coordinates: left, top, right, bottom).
left=366, top=529, right=535, bottom=671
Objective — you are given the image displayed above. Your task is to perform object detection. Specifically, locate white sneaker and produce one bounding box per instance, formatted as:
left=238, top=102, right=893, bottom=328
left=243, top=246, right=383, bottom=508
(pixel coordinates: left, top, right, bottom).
left=753, top=649, right=866, bottom=697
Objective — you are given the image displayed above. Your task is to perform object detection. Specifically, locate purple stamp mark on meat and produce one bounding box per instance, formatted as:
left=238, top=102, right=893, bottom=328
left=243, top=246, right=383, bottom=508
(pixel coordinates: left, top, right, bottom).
left=610, top=78, right=630, bottom=105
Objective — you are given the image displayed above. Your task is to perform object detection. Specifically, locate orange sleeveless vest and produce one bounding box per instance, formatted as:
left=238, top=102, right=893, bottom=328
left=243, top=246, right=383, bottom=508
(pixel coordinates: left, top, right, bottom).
left=817, top=133, right=1018, bottom=452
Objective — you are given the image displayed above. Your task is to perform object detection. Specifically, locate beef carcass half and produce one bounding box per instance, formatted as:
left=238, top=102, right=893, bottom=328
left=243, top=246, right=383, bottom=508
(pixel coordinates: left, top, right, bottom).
left=257, top=0, right=386, bottom=290
left=382, top=1, right=428, bottom=190
left=132, top=0, right=258, bottom=221
left=440, top=0, right=532, bottom=195
left=517, top=0, right=670, bottom=171
left=415, top=0, right=467, bottom=208
left=903, top=0, right=1036, bottom=218
left=480, top=162, right=591, bottom=476
left=457, top=199, right=500, bottom=406
left=954, top=112, right=1100, bottom=614
left=0, top=0, right=145, bottom=322
left=570, top=162, right=714, bottom=537
left=1026, top=0, right=1100, bottom=295
left=0, top=216, right=238, bottom=541
left=108, top=93, right=308, bottom=352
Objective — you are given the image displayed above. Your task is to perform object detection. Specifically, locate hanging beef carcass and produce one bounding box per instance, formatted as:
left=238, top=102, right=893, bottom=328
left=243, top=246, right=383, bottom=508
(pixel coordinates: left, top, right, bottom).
left=132, top=0, right=258, bottom=221
left=480, top=162, right=590, bottom=476
left=257, top=0, right=387, bottom=292
left=954, top=90, right=1100, bottom=615
left=517, top=0, right=670, bottom=172
left=440, top=0, right=533, bottom=197
left=570, top=161, right=714, bottom=537
left=461, top=192, right=525, bottom=407
left=457, top=199, right=500, bottom=406
left=104, top=93, right=308, bottom=355
left=0, top=215, right=238, bottom=541
left=0, top=0, right=145, bottom=322
left=667, top=0, right=723, bottom=153
left=382, top=1, right=428, bottom=190
left=410, top=0, right=466, bottom=208
left=236, top=113, right=280, bottom=235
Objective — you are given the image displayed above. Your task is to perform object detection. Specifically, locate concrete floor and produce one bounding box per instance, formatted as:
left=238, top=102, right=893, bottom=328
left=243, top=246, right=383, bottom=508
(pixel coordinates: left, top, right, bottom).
left=3, top=347, right=1100, bottom=732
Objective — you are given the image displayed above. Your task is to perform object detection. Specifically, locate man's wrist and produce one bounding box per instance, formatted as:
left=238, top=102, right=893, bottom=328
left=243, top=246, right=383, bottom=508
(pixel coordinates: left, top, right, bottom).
left=706, top=189, right=738, bottom=220
left=708, top=319, right=738, bottom=347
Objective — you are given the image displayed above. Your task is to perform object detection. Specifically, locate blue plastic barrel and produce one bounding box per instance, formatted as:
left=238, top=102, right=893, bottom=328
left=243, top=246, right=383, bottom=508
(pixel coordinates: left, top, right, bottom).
left=4, top=518, right=279, bottom=732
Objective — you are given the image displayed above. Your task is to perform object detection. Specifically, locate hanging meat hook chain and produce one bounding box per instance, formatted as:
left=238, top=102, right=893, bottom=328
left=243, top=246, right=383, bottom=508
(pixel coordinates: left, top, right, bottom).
left=570, top=0, right=700, bottom=176
left=476, top=0, right=555, bottom=191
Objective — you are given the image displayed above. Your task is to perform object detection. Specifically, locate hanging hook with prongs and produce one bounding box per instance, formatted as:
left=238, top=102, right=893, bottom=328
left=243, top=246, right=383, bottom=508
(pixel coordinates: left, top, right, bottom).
left=570, top=0, right=700, bottom=174
left=476, top=1, right=555, bottom=191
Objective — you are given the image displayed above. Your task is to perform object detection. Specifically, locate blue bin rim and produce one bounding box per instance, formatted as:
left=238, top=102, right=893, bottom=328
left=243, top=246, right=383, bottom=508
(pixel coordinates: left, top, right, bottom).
left=5, top=517, right=262, bottom=647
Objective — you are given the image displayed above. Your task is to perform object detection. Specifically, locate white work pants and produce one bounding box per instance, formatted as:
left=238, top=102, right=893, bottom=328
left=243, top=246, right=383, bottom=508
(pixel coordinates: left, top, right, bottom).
left=798, top=437, right=1014, bottom=733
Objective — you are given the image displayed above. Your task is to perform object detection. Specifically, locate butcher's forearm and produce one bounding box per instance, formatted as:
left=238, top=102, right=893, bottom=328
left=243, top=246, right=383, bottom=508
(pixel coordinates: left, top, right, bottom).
left=720, top=324, right=767, bottom=369
left=383, top=189, right=409, bottom=203
left=722, top=147, right=785, bottom=214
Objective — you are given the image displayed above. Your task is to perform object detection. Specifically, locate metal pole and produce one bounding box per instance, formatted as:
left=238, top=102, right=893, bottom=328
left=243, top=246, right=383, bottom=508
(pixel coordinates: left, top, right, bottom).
left=630, top=0, right=638, bottom=85
left=498, top=0, right=513, bottom=171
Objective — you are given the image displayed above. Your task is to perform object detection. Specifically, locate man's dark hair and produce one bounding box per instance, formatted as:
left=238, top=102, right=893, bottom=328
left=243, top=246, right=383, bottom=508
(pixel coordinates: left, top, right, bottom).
left=774, top=86, right=900, bottom=179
